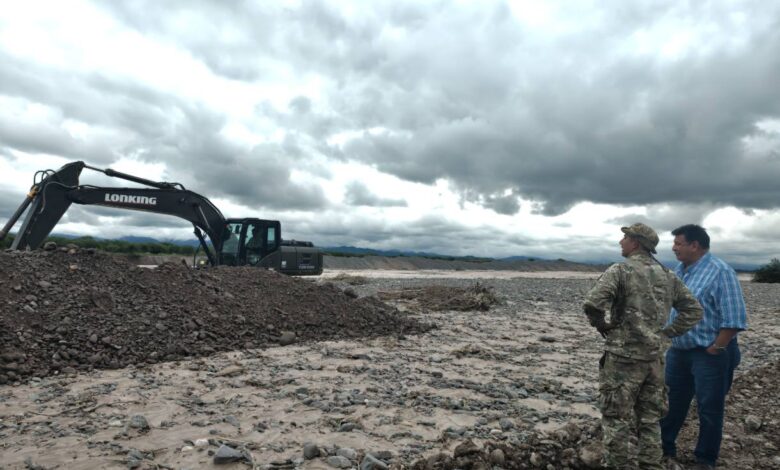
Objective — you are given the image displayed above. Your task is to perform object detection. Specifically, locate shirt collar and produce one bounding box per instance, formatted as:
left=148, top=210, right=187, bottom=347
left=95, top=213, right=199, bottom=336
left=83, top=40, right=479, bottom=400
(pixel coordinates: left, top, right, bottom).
left=678, top=252, right=712, bottom=275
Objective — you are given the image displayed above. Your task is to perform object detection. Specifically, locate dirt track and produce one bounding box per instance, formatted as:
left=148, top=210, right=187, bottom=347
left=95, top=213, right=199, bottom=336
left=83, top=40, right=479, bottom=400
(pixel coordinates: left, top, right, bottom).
left=1, top=250, right=779, bottom=469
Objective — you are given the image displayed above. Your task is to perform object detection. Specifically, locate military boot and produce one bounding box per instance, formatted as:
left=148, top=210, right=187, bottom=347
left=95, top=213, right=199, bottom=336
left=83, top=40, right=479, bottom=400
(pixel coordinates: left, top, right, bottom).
left=663, top=455, right=684, bottom=470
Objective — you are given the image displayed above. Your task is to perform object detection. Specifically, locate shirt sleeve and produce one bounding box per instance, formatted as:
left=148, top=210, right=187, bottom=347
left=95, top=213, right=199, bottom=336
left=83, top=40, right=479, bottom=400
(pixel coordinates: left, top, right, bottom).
left=716, top=268, right=748, bottom=330
left=583, top=264, right=621, bottom=323
left=663, top=276, right=703, bottom=337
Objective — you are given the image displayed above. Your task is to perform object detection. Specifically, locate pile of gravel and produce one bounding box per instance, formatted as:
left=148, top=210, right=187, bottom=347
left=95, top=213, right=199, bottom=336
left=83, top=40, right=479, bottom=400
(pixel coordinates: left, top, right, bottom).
left=0, top=246, right=431, bottom=383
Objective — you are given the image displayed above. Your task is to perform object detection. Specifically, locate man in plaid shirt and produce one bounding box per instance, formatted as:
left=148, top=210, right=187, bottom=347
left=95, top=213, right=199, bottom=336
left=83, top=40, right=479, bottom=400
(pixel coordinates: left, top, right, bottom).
left=661, top=224, right=748, bottom=470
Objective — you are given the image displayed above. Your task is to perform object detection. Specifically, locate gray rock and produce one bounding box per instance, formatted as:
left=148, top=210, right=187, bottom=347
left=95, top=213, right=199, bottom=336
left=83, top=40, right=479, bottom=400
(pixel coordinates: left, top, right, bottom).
left=128, top=415, right=150, bottom=431
left=326, top=455, right=352, bottom=468
left=279, top=331, right=296, bottom=346
left=336, top=447, right=357, bottom=460
left=453, top=440, right=480, bottom=458
left=338, top=422, right=358, bottom=432
left=223, top=415, right=240, bottom=428
left=489, top=448, right=506, bottom=466
left=444, top=425, right=466, bottom=435
left=361, top=454, right=389, bottom=470
left=372, top=450, right=393, bottom=461
left=303, top=442, right=320, bottom=460
left=499, top=417, right=514, bottom=430
left=127, top=449, right=144, bottom=468
left=213, top=444, right=245, bottom=464
left=579, top=445, right=603, bottom=468
left=344, top=288, right=358, bottom=298
left=745, top=414, right=762, bottom=432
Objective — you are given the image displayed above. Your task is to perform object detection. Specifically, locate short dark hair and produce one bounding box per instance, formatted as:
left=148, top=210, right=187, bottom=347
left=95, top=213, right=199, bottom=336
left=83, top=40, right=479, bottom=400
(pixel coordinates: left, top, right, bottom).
left=671, top=224, right=710, bottom=250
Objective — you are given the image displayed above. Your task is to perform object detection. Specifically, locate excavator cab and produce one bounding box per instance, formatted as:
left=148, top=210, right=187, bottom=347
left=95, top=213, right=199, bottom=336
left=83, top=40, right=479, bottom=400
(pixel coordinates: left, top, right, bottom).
left=216, top=218, right=321, bottom=275
left=219, top=218, right=279, bottom=267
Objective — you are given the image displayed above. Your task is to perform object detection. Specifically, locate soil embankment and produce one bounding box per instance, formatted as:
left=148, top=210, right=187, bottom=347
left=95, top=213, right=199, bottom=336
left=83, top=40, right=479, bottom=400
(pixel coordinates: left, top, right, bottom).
left=0, top=248, right=429, bottom=383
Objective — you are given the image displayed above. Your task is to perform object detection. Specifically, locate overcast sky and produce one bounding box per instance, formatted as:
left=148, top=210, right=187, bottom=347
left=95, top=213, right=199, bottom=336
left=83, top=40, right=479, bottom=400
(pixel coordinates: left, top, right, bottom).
left=1, top=0, right=779, bottom=266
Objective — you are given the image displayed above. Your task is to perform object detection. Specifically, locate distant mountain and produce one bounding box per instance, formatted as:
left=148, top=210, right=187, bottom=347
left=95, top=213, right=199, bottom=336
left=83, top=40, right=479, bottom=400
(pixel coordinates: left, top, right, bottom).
left=118, top=236, right=162, bottom=244
left=500, top=255, right=547, bottom=261
left=323, top=245, right=493, bottom=261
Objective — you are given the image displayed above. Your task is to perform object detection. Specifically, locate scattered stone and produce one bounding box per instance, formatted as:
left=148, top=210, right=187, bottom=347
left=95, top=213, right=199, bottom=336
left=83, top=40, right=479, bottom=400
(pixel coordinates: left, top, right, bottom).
left=338, top=422, right=358, bottom=432
left=336, top=447, right=357, bottom=460
left=213, top=444, right=245, bottom=464
left=745, top=415, right=762, bottom=432
left=489, top=448, right=506, bottom=466
left=579, top=445, right=603, bottom=468
left=361, top=454, right=389, bottom=470
left=127, top=448, right=144, bottom=468
left=303, top=442, right=320, bottom=460
left=453, top=440, right=480, bottom=458
left=279, top=331, right=296, bottom=346
left=326, top=455, right=352, bottom=468
left=128, top=415, right=150, bottom=431
left=194, top=438, right=209, bottom=448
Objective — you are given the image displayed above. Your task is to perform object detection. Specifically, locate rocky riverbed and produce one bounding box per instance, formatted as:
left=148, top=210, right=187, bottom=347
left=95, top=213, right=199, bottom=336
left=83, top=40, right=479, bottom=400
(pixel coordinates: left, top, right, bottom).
left=1, top=256, right=779, bottom=469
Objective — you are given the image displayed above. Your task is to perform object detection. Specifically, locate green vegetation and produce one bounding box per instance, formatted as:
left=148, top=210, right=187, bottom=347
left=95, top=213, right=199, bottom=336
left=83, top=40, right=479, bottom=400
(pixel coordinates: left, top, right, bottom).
left=0, top=234, right=195, bottom=255
left=753, top=258, right=780, bottom=283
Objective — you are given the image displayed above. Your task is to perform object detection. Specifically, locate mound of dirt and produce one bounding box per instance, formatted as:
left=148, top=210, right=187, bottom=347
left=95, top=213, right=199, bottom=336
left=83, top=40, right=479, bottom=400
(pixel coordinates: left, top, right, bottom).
left=0, top=246, right=431, bottom=384
left=378, top=283, right=501, bottom=311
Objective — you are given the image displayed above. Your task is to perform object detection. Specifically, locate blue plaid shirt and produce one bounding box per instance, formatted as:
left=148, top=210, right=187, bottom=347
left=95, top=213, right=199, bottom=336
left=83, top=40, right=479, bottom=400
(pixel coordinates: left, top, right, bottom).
left=667, top=252, right=748, bottom=350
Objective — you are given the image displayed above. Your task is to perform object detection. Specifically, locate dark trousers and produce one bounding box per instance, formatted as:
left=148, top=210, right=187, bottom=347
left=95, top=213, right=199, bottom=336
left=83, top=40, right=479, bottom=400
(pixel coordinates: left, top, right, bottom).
left=660, top=339, right=740, bottom=466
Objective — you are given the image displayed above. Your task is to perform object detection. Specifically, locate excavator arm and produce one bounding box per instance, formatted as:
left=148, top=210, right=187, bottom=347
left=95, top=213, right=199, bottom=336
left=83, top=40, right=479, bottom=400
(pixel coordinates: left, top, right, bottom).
left=1, top=161, right=227, bottom=265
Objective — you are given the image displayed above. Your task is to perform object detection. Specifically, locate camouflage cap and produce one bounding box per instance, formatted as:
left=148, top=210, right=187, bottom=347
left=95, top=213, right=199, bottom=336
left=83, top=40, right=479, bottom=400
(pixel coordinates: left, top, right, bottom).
left=621, top=223, right=659, bottom=254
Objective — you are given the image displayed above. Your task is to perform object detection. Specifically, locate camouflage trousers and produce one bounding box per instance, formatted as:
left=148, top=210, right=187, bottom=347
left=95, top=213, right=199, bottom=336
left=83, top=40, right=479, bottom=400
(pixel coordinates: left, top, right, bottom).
left=599, top=352, right=666, bottom=470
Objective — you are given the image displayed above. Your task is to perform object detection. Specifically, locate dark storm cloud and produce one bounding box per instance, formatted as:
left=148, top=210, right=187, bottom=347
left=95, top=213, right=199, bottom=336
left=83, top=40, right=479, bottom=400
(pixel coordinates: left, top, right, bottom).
left=90, top=2, right=780, bottom=215
left=136, top=0, right=776, bottom=216
left=344, top=181, right=406, bottom=207
left=0, top=55, right=327, bottom=212
left=608, top=203, right=719, bottom=233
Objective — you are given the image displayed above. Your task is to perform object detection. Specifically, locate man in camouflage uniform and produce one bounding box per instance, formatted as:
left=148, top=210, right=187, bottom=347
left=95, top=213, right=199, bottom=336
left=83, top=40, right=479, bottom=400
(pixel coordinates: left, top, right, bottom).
left=583, top=223, right=703, bottom=469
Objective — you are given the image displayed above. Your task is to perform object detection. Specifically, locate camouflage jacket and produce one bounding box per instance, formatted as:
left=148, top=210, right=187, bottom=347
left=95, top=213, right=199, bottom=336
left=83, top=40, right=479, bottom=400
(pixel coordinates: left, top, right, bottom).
left=583, top=252, right=703, bottom=360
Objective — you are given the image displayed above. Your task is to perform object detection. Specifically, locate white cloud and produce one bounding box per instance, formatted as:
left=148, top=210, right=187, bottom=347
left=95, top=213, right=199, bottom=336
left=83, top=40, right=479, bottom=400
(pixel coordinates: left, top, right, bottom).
left=1, top=0, right=779, bottom=267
